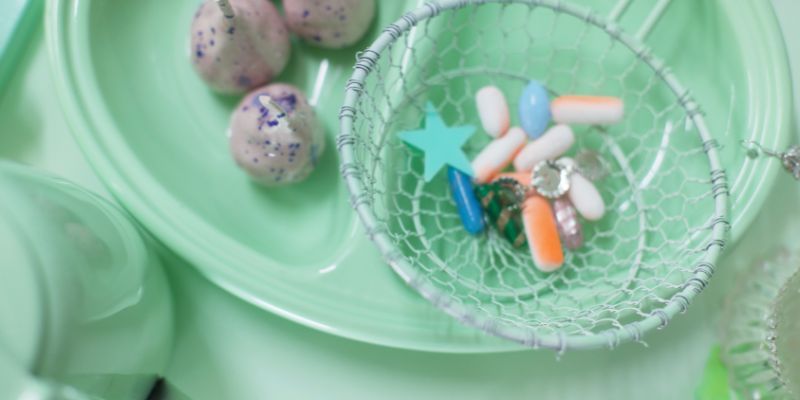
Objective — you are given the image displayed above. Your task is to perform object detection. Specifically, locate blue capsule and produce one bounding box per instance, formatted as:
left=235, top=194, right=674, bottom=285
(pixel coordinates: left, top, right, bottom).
left=448, top=167, right=485, bottom=235
left=518, top=80, right=552, bottom=139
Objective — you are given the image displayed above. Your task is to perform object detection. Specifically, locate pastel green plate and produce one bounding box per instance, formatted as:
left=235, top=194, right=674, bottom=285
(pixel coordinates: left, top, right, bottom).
left=47, top=0, right=791, bottom=352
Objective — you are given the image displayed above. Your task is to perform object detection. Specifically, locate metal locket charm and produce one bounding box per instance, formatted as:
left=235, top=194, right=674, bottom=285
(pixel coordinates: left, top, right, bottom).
left=743, top=141, right=800, bottom=180
left=531, top=160, right=573, bottom=199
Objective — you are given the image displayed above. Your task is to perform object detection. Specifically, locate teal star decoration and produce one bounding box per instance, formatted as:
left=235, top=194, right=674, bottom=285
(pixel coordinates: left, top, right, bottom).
left=398, top=103, right=476, bottom=182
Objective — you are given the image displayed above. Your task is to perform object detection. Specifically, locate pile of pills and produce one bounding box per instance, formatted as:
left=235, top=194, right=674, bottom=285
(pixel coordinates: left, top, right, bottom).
left=451, top=81, right=624, bottom=272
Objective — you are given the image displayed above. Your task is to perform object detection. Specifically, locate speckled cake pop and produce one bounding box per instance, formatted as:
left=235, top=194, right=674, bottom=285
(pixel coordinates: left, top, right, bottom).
left=229, top=84, right=325, bottom=186
left=282, top=0, right=376, bottom=49
left=190, top=0, right=291, bottom=94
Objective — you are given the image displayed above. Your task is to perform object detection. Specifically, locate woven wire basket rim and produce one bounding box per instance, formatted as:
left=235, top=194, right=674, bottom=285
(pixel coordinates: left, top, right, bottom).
left=337, top=0, right=730, bottom=351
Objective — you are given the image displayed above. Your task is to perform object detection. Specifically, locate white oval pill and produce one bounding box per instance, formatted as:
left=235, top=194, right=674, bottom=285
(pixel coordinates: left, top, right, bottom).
left=566, top=165, right=606, bottom=221
left=475, top=85, right=510, bottom=138
left=472, top=127, right=527, bottom=184
left=552, top=96, right=624, bottom=125
left=513, top=124, right=575, bottom=172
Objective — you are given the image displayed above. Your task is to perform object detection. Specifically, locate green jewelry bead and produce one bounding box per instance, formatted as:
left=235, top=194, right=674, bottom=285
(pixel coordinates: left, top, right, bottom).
left=475, top=183, right=526, bottom=247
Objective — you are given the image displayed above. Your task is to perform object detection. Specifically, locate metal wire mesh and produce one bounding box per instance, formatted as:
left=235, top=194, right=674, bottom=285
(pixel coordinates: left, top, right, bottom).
left=720, top=251, right=799, bottom=399
left=338, top=0, right=729, bottom=350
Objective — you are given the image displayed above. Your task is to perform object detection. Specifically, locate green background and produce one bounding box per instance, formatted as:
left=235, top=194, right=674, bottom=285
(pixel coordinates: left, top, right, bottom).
left=1, top=0, right=799, bottom=398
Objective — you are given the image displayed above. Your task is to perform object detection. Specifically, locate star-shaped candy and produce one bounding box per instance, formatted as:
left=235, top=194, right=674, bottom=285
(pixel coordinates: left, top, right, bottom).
left=398, top=103, right=475, bottom=182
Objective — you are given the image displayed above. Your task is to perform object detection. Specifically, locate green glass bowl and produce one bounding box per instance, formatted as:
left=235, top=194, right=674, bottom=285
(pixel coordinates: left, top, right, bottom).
left=0, top=0, right=41, bottom=92
left=720, top=250, right=799, bottom=399
left=47, top=0, right=791, bottom=352
left=0, top=162, right=172, bottom=399
left=775, top=270, right=800, bottom=397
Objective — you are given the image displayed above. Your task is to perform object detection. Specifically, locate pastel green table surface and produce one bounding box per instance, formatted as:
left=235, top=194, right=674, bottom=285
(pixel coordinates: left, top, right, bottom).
left=1, top=1, right=799, bottom=399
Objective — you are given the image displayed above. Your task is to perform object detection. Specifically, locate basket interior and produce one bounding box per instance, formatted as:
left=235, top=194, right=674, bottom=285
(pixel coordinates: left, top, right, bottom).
left=348, top=2, right=720, bottom=340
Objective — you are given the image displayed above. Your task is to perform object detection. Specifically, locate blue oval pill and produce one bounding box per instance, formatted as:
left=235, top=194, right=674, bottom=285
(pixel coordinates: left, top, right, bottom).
left=518, top=81, right=552, bottom=139
left=447, top=167, right=485, bottom=235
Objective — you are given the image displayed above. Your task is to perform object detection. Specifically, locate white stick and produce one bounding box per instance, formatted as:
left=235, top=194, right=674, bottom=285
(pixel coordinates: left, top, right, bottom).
left=216, top=0, right=235, bottom=18
left=607, top=0, right=632, bottom=23
left=636, top=0, right=674, bottom=41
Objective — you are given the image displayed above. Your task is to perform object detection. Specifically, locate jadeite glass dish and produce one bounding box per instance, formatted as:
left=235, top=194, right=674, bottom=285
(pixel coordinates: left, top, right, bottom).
left=0, top=0, right=41, bottom=91
left=47, top=0, right=791, bottom=352
left=720, top=250, right=800, bottom=399
left=775, top=270, right=800, bottom=397
left=0, top=162, right=172, bottom=399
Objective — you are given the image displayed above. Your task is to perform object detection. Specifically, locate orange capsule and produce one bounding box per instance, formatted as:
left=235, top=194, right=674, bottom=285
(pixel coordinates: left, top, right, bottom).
left=551, top=95, right=624, bottom=125
left=471, top=127, right=527, bottom=184
left=521, top=195, right=564, bottom=272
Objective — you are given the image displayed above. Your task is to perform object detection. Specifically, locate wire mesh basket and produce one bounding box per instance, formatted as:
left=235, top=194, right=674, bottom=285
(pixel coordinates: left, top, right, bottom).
left=337, top=0, right=729, bottom=350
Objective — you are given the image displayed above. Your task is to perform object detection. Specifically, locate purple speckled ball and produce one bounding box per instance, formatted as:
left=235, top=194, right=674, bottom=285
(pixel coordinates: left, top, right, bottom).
left=282, top=0, right=375, bottom=48
left=229, top=84, right=325, bottom=186
left=190, top=0, right=291, bottom=94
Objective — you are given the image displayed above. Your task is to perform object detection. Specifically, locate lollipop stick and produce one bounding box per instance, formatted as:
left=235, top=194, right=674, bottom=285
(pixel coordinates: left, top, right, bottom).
left=259, top=95, right=284, bottom=113
left=216, top=0, right=235, bottom=18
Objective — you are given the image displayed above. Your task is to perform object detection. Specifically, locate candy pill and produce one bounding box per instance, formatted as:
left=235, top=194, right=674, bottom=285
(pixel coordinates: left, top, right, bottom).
left=553, top=197, right=583, bottom=250
left=475, top=86, right=510, bottom=138
left=569, top=172, right=605, bottom=221
left=283, top=0, right=376, bottom=48
left=229, top=83, right=325, bottom=186
left=560, top=158, right=606, bottom=220
left=551, top=96, right=624, bottom=125
left=513, top=124, right=575, bottom=172
left=190, top=0, right=291, bottom=94
left=518, top=81, right=552, bottom=139
left=475, top=183, right=526, bottom=247
left=471, top=127, right=527, bottom=184
left=521, top=195, right=564, bottom=272
left=448, top=167, right=485, bottom=235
